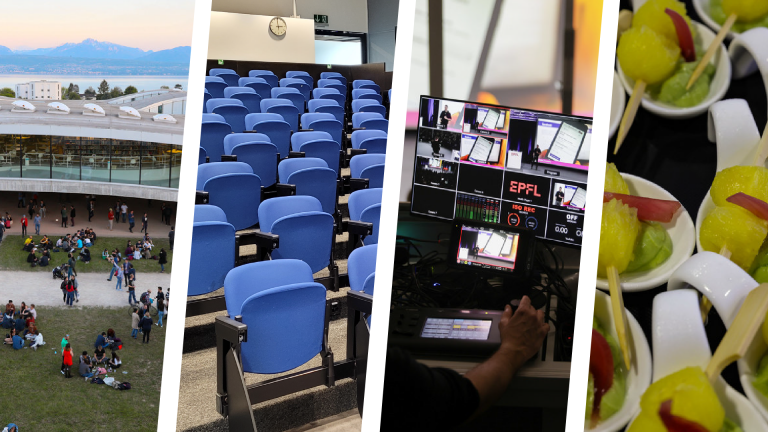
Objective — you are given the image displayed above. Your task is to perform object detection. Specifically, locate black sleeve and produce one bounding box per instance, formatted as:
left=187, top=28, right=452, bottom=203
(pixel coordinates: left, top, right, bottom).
left=381, top=347, right=480, bottom=431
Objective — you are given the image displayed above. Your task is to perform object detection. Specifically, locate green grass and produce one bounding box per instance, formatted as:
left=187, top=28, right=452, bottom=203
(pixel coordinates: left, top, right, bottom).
left=0, top=306, right=166, bottom=431
left=0, top=235, right=172, bottom=273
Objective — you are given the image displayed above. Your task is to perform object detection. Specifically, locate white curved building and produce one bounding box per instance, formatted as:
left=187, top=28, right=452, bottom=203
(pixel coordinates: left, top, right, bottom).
left=0, top=96, right=184, bottom=201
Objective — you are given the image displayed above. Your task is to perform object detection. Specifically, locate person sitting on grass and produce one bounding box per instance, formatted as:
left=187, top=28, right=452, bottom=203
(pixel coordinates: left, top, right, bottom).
left=4, top=328, right=17, bottom=345
left=40, top=235, right=51, bottom=250
left=27, top=248, right=39, bottom=267
left=79, top=351, right=94, bottom=380
left=13, top=316, right=24, bottom=333
left=24, top=323, right=37, bottom=339
left=102, top=249, right=109, bottom=260
left=17, top=302, right=27, bottom=318
left=108, top=352, right=122, bottom=370
left=95, top=332, right=109, bottom=350
left=3, top=423, right=18, bottom=432
left=6, top=300, right=15, bottom=318
left=93, top=345, right=107, bottom=366
left=79, top=246, right=90, bottom=264
left=21, top=304, right=35, bottom=326
left=39, top=249, right=50, bottom=267
left=22, top=236, right=34, bottom=252
left=125, top=241, right=134, bottom=258
left=133, top=248, right=141, bottom=260
left=29, top=329, right=44, bottom=351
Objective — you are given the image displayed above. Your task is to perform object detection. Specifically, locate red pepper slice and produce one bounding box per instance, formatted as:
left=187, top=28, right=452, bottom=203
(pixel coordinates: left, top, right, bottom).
left=590, top=329, right=614, bottom=420
left=665, top=8, right=695, bottom=62
left=726, top=192, right=768, bottom=221
left=603, top=192, right=682, bottom=223
left=658, top=399, right=710, bottom=432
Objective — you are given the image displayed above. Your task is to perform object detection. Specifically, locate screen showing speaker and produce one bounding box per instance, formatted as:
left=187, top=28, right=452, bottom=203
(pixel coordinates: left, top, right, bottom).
left=412, top=96, right=591, bottom=247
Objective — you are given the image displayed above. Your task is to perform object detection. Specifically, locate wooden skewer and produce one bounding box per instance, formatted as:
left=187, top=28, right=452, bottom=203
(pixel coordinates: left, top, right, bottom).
left=607, top=265, right=632, bottom=370
left=706, top=283, right=768, bottom=383
left=614, top=80, right=646, bottom=155
left=686, top=13, right=737, bottom=90
left=617, top=10, right=633, bottom=39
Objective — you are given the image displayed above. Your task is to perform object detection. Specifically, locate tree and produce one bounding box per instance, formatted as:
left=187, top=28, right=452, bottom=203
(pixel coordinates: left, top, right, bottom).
left=174, top=84, right=183, bottom=90
left=124, top=85, right=138, bottom=95
left=66, top=92, right=81, bottom=100
left=109, top=87, right=123, bottom=99
left=0, top=87, right=14, bottom=98
left=160, top=85, right=170, bottom=89
left=97, top=79, right=110, bottom=98
left=84, top=86, right=96, bottom=99
left=67, top=83, right=75, bottom=94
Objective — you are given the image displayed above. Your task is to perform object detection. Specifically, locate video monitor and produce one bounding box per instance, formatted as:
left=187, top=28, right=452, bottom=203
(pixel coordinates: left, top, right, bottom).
left=412, top=96, right=591, bottom=247
left=455, top=224, right=520, bottom=273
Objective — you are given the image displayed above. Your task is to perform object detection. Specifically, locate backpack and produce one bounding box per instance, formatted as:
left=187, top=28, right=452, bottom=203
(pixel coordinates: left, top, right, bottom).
left=91, top=377, right=105, bottom=384
left=117, top=382, right=131, bottom=390
left=140, top=292, right=149, bottom=304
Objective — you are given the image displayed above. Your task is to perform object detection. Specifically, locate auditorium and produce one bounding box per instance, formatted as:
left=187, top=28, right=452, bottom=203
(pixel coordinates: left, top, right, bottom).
left=177, top=1, right=397, bottom=431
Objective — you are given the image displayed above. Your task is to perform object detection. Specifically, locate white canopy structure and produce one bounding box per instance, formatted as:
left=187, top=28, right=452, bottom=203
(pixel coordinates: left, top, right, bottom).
left=83, top=103, right=106, bottom=116
left=119, top=106, right=141, bottom=119
left=47, top=102, right=71, bottom=114
left=11, top=100, right=35, bottom=112
left=153, top=113, right=177, bottom=123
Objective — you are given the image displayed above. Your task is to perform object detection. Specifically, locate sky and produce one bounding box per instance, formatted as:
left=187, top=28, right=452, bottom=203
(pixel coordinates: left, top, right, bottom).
left=0, top=0, right=195, bottom=51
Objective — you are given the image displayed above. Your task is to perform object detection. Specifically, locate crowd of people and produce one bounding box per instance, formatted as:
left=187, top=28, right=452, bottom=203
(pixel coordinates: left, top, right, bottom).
left=20, top=228, right=98, bottom=269
left=3, top=300, right=43, bottom=350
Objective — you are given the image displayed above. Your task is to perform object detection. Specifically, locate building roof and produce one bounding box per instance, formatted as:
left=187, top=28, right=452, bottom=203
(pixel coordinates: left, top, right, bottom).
left=0, top=96, right=185, bottom=145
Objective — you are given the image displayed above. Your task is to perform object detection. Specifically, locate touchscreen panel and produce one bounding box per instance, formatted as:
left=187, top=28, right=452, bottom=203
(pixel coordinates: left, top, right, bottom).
left=421, top=318, right=493, bottom=340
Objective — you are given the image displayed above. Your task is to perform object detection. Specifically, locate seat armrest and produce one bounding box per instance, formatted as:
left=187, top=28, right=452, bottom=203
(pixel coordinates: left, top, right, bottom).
left=349, top=148, right=367, bottom=158
left=237, top=231, right=278, bottom=254
left=275, top=183, right=296, bottom=196
left=348, top=178, right=369, bottom=193
left=288, top=151, right=305, bottom=158
left=347, top=290, right=373, bottom=315
left=195, top=190, right=209, bottom=205
left=220, top=154, right=237, bottom=162
left=215, top=315, right=248, bottom=344
left=205, top=156, right=210, bottom=163
left=343, top=220, right=373, bottom=236
left=351, top=127, right=366, bottom=131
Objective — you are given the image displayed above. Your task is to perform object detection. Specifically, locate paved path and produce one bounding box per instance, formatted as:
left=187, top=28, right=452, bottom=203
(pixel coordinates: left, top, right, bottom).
left=0, top=267, right=171, bottom=308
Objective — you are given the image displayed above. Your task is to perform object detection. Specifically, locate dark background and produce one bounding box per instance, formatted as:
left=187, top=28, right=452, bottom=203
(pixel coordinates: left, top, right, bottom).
left=613, top=0, right=767, bottom=395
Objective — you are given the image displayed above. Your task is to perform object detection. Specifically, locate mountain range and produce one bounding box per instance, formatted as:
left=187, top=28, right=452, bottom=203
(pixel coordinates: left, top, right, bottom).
left=0, top=39, right=190, bottom=63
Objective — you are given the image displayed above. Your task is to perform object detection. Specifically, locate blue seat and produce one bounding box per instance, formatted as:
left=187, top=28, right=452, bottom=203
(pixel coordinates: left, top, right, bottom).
left=207, top=98, right=249, bottom=133
left=189, top=204, right=236, bottom=296
left=258, top=196, right=335, bottom=274
left=313, top=88, right=345, bottom=107
left=351, top=154, right=386, bottom=188
left=280, top=78, right=310, bottom=103
left=301, top=113, right=343, bottom=147
left=239, top=77, right=272, bottom=101
left=308, top=99, right=344, bottom=124
left=353, top=80, right=380, bottom=93
left=348, top=244, right=377, bottom=294
left=197, top=162, right=262, bottom=230
left=352, top=112, right=388, bottom=132
left=194, top=204, right=228, bottom=223
left=348, top=188, right=382, bottom=245
left=210, top=68, right=240, bottom=87
left=286, top=71, right=314, bottom=88
left=352, top=89, right=382, bottom=104
left=203, top=89, right=212, bottom=113
left=199, top=147, right=207, bottom=165
left=245, top=113, right=291, bottom=158
left=317, top=79, right=347, bottom=99
left=224, top=87, right=261, bottom=114
left=352, top=99, right=387, bottom=117
left=291, top=131, right=341, bottom=175
left=224, top=133, right=278, bottom=187
left=320, top=72, right=347, bottom=86
left=223, top=259, right=327, bottom=374
left=261, top=98, right=300, bottom=133
left=205, top=76, right=227, bottom=99
left=278, top=158, right=338, bottom=215
left=351, top=130, right=387, bottom=154
left=271, top=87, right=305, bottom=113
left=249, top=70, right=278, bottom=88
left=388, top=89, right=392, bottom=104
left=201, top=113, right=232, bottom=162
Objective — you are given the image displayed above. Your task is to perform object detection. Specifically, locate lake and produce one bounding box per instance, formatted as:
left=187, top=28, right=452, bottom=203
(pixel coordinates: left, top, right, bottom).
left=0, top=75, right=189, bottom=93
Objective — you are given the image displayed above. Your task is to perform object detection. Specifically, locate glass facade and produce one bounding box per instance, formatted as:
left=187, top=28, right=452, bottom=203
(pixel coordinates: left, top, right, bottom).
left=0, top=135, right=180, bottom=189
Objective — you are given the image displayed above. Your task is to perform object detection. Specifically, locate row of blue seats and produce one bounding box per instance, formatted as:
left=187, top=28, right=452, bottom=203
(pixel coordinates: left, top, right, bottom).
left=200, top=112, right=389, bottom=168
left=205, top=92, right=387, bottom=118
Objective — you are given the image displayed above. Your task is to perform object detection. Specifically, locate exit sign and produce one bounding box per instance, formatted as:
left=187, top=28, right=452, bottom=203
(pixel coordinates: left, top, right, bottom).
left=314, top=14, right=328, bottom=24
left=217, top=60, right=224, bottom=65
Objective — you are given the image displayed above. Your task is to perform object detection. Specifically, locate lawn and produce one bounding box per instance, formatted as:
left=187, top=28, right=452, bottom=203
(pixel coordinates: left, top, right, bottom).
left=0, top=234, right=172, bottom=273
left=0, top=306, right=166, bottom=431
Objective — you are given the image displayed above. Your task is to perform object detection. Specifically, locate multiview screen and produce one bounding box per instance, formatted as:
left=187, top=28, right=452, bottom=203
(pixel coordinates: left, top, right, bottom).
left=412, top=96, right=592, bottom=247
left=455, top=224, right=520, bottom=273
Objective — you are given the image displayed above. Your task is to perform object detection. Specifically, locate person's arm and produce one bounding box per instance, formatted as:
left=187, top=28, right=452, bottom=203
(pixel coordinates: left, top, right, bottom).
left=463, top=296, right=550, bottom=420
